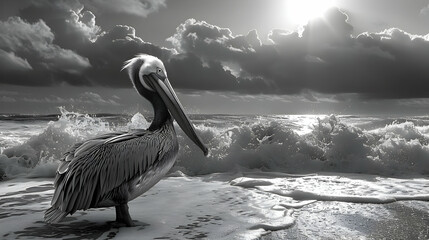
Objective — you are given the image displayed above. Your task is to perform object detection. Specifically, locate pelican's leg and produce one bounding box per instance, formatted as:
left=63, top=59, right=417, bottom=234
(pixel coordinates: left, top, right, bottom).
left=115, top=204, right=135, bottom=227
left=115, top=205, right=124, bottom=222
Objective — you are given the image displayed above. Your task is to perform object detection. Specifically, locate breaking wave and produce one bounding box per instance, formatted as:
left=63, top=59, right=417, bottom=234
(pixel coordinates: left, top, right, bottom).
left=178, top=115, right=429, bottom=175
left=0, top=108, right=147, bottom=179
left=1, top=108, right=429, bottom=179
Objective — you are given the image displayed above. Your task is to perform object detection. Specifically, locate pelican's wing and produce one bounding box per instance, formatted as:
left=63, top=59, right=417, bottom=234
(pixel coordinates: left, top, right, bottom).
left=51, top=129, right=170, bottom=214
left=57, top=130, right=137, bottom=174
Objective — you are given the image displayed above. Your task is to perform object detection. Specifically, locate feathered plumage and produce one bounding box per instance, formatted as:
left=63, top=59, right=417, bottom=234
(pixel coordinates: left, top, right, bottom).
left=45, top=122, right=177, bottom=223
left=45, top=54, right=207, bottom=226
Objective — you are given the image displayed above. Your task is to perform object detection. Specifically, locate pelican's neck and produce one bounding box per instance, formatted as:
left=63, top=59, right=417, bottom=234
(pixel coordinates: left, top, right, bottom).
left=148, top=95, right=171, bottom=131
left=131, top=69, right=171, bottom=131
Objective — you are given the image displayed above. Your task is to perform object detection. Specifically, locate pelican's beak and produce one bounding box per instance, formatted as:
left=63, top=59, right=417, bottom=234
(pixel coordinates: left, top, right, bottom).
left=144, top=73, right=209, bottom=156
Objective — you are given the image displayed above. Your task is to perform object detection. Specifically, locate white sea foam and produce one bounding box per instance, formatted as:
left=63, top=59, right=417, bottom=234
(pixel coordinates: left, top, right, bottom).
left=230, top=173, right=429, bottom=207
left=1, top=110, right=429, bottom=179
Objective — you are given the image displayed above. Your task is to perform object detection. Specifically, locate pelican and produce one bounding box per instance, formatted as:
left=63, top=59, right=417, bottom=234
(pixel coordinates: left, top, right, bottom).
left=44, top=54, right=208, bottom=227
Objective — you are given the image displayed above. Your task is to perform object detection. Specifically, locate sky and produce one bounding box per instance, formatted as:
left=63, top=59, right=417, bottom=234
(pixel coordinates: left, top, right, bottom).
left=1, top=0, right=429, bottom=115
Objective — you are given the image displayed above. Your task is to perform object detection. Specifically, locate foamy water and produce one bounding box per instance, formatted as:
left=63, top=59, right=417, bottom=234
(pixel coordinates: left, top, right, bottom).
left=1, top=109, right=429, bottom=178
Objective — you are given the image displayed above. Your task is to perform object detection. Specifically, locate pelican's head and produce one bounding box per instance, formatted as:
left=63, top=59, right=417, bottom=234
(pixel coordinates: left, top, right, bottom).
left=123, top=54, right=208, bottom=156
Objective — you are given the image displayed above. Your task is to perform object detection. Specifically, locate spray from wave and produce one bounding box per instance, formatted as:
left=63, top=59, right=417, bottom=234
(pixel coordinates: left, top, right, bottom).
left=1, top=108, right=429, bottom=180
left=0, top=107, right=148, bottom=179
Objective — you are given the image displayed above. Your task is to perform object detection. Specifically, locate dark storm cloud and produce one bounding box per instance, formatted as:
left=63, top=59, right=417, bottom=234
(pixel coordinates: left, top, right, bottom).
left=168, top=8, right=429, bottom=99
left=0, top=17, right=91, bottom=72
left=83, top=24, right=173, bottom=87
left=0, top=16, right=91, bottom=86
left=1, top=0, right=173, bottom=87
left=19, top=0, right=101, bottom=49
left=165, top=53, right=269, bottom=93
left=1, top=0, right=260, bottom=91
left=1, top=2, right=429, bottom=99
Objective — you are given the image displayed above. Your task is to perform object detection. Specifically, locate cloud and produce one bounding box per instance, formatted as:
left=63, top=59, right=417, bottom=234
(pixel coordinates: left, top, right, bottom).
left=20, top=92, right=120, bottom=106
left=19, top=0, right=101, bottom=49
left=165, top=53, right=270, bottom=93
left=79, top=91, right=120, bottom=105
left=166, top=8, right=429, bottom=99
left=168, top=18, right=261, bottom=60
left=82, top=24, right=174, bottom=87
left=302, top=8, right=353, bottom=45
left=0, top=96, right=17, bottom=103
left=421, top=2, right=429, bottom=16
left=1, top=3, right=429, bottom=101
left=0, top=50, right=32, bottom=71
left=0, top=16, right=91, bottom=79
left=301, top=90, right=319, bottom=103
left=67, top=9, right=102, bottom=42
left=86, top=0, right=166, bottom=18
left=1, top=1, right=173, bottom=87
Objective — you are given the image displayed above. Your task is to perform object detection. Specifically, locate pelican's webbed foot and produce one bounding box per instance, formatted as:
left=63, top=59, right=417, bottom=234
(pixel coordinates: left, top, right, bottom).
left=115, top=204, right=135, bottom=227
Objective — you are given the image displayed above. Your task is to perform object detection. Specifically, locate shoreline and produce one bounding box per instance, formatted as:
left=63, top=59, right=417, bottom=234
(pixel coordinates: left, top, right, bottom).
left=260, top=201, right=429, bottom=240
left=1, top=175, right=428, bottom=239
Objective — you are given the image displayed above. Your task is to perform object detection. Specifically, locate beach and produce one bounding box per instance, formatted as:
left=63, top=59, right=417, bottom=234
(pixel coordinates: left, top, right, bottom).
left=1, top=172, right=428, bottom=239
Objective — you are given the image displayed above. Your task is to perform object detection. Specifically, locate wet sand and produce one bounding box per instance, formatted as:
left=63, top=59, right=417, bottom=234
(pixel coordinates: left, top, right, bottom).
left=1, top=177, right=428, bottom=239
left=260, top=201, right=429, bottom=240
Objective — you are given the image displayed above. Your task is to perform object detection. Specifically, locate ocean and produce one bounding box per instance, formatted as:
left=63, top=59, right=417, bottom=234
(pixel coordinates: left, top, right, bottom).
left=0, top=108, right=428, bottom=239
left=1, top=108, right=429, bottom=178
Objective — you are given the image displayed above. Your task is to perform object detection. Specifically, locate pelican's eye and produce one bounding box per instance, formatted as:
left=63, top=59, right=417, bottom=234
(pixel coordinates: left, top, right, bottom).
left=155, top=67, right=166, bottom=80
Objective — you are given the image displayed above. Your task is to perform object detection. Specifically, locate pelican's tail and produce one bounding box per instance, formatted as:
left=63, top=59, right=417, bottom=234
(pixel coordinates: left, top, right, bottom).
left=44, top=206, right=68, bottom=224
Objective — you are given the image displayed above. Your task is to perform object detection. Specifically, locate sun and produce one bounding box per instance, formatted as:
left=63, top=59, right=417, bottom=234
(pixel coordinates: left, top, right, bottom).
left=286, top=0, right=335, bottom=25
